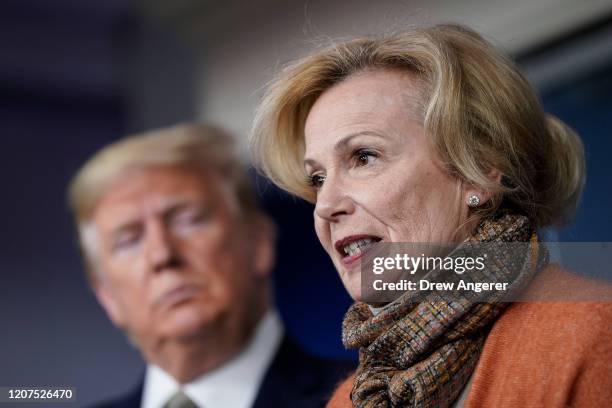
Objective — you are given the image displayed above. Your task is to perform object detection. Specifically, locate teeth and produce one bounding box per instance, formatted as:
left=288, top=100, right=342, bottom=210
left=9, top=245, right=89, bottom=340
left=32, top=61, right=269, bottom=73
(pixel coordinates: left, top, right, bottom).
left=342, top=238, right=376, bottom=257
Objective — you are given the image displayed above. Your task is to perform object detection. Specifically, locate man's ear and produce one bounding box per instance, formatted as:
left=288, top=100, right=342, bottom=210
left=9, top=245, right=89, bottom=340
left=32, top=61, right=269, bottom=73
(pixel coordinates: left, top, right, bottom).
left=93, top=279, right=126, bottom=329
left=250, top=214, right=276, bottom=279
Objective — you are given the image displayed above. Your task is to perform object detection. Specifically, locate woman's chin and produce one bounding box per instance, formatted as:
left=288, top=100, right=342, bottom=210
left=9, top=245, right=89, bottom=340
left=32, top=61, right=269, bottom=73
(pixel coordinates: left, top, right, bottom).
left=336, top=260, right=367, bottom=301
left=342, top=277, right=363, bottom=302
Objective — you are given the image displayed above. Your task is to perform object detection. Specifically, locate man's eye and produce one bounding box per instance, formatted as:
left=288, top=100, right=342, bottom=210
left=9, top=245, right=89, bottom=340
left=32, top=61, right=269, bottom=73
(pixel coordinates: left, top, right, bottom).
left=172, top=209, right=207, bottom=227
left=307, top=174, right=326, bottom=188
left=112, top=231, right=141, bottom=252
left=353, top=148, right=378, bottom=166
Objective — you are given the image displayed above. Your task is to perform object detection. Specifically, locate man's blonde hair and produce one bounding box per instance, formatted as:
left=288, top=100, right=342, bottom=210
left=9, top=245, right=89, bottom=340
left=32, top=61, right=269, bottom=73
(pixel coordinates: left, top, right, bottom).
left=250, top=24, right=585, bottom=228
left=69, top=123, right=259, bottom=281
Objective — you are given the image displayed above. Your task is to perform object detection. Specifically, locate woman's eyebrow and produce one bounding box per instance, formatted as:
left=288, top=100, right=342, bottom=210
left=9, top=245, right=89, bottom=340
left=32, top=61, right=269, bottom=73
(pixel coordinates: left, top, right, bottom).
left=303, top=158, right=320, bottom=170
left=304, top=131, right=387, bottom=169
left=334, top=131, right=386, bottom=152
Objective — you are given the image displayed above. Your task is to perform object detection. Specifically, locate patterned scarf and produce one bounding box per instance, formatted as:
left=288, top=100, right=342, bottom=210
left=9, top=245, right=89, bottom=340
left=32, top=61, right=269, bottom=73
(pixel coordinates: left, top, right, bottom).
left=342, top=212, right=548, bottom=407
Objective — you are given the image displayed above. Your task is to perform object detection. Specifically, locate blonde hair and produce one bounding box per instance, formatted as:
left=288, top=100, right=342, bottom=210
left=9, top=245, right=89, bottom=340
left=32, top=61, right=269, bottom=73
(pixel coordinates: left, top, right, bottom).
left=69, top=123, right=259, bottom=281
left=250, top=24, right=585, bottom=228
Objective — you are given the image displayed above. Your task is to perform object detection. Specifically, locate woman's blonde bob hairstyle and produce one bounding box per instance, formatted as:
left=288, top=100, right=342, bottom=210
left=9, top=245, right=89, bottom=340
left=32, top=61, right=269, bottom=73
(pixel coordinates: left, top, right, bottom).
left=250, top=24, right=585, bottom=228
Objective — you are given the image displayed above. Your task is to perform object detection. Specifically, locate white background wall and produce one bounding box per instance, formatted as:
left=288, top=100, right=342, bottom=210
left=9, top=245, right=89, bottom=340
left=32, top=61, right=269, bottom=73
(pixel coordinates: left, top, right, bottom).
left=141, top=0, right=612, bottom=155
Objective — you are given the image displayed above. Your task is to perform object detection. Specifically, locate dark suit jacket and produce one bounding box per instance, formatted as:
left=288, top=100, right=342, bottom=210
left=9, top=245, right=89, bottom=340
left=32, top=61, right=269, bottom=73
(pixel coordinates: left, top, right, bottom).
left=90, top=336, right=355, bottom=408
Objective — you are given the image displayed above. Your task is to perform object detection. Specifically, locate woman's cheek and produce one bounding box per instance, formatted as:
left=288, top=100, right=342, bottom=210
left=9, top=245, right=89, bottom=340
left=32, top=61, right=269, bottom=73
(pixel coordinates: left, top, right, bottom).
left=314, top=217, right=331, bottom=252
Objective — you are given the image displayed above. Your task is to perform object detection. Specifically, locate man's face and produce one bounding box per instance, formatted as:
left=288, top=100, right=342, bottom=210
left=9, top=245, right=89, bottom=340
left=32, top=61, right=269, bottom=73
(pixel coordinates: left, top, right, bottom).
left=90, top=165, right=270, bottom=345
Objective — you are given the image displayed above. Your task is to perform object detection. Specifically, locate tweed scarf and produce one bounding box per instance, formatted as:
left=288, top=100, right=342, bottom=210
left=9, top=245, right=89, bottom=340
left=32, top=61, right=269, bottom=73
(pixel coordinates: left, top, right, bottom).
left=342, top=212, right=548, bottom=408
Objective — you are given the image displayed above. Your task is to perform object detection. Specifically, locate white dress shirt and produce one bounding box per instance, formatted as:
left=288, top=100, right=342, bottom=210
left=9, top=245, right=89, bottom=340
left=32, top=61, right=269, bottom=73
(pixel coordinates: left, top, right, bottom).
left=141, top=310, right=284, bottom=408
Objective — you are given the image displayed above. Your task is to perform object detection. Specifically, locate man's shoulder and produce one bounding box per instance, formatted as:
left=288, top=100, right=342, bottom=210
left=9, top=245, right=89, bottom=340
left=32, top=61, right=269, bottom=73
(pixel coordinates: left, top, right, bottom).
left=271, top=334, right=355, bottom=379
left=254, top=335, right=356, bottom=408
left=85, top=336, right=355, bottom=408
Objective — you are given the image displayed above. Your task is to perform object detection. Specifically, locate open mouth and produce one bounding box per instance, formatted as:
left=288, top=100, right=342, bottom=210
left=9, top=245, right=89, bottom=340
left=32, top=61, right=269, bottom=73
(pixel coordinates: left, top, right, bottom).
left=335, top=234, right=382, bottom=260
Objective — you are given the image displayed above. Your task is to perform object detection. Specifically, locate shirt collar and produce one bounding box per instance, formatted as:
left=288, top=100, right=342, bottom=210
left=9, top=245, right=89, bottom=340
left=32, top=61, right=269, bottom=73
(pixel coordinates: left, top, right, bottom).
left=141, top=309, right=284, bottom=408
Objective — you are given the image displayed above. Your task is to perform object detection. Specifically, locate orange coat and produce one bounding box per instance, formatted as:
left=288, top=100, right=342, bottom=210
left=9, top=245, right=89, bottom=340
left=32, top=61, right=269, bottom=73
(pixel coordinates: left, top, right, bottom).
left=326, top=265, right=612, bottom=407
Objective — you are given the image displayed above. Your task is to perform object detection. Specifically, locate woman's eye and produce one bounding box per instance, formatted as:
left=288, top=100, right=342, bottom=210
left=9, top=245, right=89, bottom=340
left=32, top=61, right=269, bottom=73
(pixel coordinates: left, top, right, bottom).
left=307, top=174, right=326, bottom=188
left=353, top=149, right=378, bottom=166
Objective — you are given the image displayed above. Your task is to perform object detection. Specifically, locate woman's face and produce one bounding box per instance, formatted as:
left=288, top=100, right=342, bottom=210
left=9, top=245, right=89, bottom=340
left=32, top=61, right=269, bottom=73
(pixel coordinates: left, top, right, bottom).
left=304, top=69, right=472, bottom=301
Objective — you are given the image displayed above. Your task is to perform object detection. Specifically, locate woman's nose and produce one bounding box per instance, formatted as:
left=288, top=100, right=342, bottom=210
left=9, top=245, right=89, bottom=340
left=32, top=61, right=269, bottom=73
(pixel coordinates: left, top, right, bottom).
left=314, top=176, right=355, bottom=221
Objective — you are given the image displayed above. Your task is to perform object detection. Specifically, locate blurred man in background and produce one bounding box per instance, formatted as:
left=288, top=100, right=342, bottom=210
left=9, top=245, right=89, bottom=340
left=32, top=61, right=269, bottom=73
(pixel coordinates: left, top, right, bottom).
left=68, top=123, right=352, bottom=408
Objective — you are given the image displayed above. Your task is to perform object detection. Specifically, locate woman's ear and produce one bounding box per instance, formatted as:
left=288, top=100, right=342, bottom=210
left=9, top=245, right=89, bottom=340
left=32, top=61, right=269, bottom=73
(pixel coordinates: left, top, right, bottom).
left=464, top=168, right=503, bottom=207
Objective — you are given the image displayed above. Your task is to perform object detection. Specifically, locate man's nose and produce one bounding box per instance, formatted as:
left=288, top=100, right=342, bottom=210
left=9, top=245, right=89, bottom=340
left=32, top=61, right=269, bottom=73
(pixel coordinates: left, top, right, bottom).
left=144, top=220, right=177, bottom=272
left=314, top=174, right=355, bottom=222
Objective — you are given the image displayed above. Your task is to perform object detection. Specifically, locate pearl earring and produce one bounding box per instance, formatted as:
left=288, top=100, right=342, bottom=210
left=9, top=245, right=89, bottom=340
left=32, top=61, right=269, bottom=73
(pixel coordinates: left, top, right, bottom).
left=467, top=194, right=481, bottom=207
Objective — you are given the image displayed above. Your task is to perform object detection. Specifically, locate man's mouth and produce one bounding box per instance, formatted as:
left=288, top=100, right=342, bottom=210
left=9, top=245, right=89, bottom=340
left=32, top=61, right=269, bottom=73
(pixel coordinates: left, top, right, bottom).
left=154, top=283, right=201, bottom=308
left=334, top=234, right=382, bottom=261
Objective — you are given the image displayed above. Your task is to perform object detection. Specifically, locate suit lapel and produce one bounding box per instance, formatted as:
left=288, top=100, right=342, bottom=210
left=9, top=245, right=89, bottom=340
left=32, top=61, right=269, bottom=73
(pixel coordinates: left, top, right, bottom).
left=252, top=336, right=327, bottom=408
